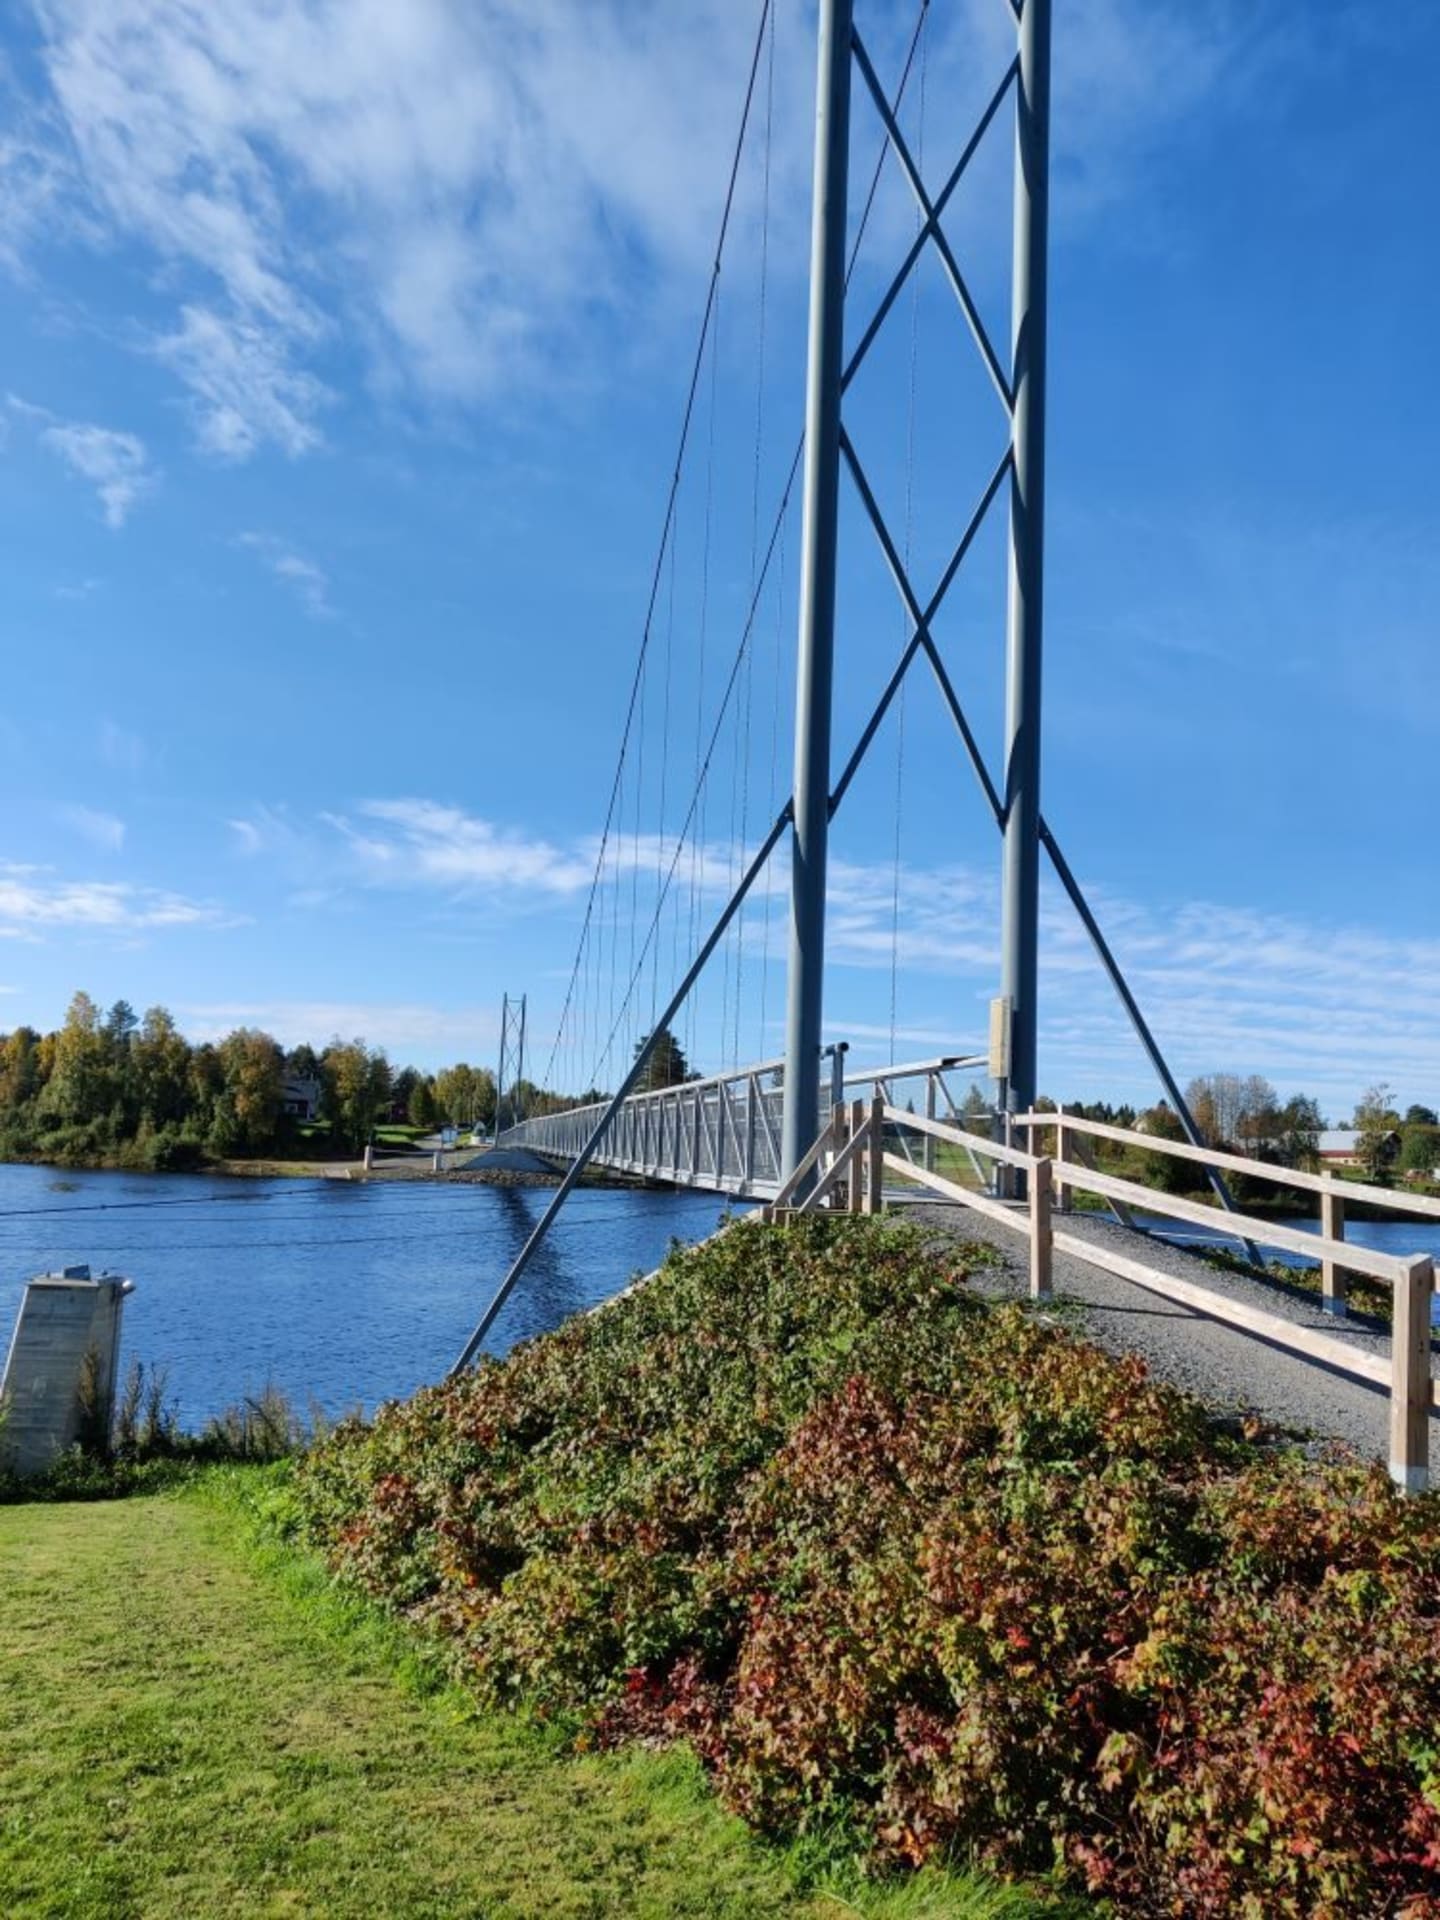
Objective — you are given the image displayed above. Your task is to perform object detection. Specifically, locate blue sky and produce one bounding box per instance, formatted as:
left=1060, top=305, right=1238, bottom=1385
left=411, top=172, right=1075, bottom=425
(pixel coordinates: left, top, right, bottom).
left=0, top=0, right=1435, bottom=1119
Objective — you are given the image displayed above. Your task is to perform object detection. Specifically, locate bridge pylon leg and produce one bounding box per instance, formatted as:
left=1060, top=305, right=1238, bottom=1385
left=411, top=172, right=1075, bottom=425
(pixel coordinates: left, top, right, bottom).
left=999, top=0, right=1052, bottom=1127
left=782, top=0, right=852, bottom=1188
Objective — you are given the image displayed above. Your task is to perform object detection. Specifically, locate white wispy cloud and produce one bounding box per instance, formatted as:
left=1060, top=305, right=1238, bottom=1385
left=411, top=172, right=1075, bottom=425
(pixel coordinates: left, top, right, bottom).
left=0, top=863, right=237, bottom=935
left=331, top=799, right=594, bottom=895
left=237, top=531, right=333, bottom=618
left=219, top=788, right=1438, bottom=1111
left=57, top=804, right=125, bottom=852
left=7, top=393, right=155, bottom=525
left=156, top=304, right=327, bottom=460
left=227, top=818, right=263, bottom=856
left=824, top=858, right=1440, bottom=1115
left=6, top=0, right=1286, bottom=453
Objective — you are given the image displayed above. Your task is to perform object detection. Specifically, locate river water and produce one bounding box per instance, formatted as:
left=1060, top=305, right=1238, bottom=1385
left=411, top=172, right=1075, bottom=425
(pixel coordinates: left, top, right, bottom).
left=4, top=1164, right=1438, bottom=1429
left=0, top=1163, right=745, bottom=1426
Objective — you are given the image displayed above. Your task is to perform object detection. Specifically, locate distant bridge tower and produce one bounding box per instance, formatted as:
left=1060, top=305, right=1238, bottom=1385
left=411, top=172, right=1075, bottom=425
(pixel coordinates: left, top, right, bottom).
left=496, top=992, right=527, bottom=1132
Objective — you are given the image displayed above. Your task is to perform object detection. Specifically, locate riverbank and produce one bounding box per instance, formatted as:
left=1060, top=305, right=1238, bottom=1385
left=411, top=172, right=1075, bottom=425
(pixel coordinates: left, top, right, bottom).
left=0, top=1472, right=1062, bottom=1920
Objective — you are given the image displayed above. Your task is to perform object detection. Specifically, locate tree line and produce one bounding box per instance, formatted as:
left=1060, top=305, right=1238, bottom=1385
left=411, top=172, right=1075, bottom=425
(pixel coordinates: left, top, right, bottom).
left=0, top=991, right=594, bottom=1172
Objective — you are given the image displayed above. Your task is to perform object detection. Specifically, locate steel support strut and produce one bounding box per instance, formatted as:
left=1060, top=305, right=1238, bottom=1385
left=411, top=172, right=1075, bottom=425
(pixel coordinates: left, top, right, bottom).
left=782, top=0, right=853, bottom=1184
left=999, top=0, right=1052, bottom=1121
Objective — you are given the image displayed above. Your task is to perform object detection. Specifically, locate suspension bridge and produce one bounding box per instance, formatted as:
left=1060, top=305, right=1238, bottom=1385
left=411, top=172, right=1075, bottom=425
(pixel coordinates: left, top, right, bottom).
left=443, top=0, right=1436, bottom=1492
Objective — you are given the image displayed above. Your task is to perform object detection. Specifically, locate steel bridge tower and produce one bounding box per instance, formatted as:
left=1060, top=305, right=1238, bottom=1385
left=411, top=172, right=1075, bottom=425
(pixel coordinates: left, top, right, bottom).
left=495, top=992, right=527, bottom=1133
left=782, top=0, right=1053, bottom=1177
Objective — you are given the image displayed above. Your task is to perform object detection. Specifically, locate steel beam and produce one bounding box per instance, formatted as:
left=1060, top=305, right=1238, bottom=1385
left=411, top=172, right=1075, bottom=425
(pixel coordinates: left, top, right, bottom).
left=782, top=0, right=852, bottom=1184
left=999, top=0, right=1052, bottom=1121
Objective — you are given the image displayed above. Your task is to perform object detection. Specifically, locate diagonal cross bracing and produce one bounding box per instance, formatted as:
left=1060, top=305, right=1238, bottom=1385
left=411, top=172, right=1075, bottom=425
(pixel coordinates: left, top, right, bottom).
left=850, top=30, right=1013, bottom=413
left=842, top=56, right=1018, bottom=398
left=837, top=416, right=1008, bottom=819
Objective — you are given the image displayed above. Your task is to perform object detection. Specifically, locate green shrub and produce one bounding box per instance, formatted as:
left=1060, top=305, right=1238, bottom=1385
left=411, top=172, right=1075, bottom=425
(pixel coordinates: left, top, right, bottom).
left=293, top=1218, right=1440, bottom=1915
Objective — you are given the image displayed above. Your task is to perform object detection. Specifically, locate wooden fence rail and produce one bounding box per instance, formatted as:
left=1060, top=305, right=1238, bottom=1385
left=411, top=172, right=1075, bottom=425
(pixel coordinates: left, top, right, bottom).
left=1017, top=1107, right=1440, bottom=1320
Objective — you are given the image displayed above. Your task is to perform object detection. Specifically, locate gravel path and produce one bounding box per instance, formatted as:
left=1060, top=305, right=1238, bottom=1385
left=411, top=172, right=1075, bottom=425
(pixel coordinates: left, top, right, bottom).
left=907, top=1199, right=1438, bottom=1468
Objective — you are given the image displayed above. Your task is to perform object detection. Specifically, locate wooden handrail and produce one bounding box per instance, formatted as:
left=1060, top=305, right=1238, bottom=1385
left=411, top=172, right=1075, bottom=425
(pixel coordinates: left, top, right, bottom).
left=881, top=1105, right=1038, bottom=1171
left=1017, top=1109, right=1440, bottom=1221
left=1053, top=1160, right=1416, bottom=1285
left=1048, top=1227, right=1394, bottom=1391
left=879, top=1151, right=1023, bottom=1229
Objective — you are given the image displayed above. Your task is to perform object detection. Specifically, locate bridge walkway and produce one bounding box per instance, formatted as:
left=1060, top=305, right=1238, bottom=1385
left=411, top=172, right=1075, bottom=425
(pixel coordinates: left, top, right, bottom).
left=497, top=1051, right=986, bottom=1202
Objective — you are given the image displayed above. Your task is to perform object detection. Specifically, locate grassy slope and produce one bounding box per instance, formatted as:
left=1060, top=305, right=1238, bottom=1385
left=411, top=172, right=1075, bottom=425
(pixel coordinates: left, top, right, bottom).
left=0, top=1483, right=1061, bottom=1920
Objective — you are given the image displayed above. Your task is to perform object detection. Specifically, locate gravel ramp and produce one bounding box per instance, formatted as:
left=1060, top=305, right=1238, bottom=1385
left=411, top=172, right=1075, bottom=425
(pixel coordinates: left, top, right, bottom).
left=907, top=1199, right=1438, bottom=1468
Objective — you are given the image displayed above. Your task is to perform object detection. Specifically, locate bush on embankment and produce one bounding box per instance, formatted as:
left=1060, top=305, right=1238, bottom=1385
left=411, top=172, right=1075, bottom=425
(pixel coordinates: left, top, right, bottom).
left=293, top=1217, right=1440, bottom=1916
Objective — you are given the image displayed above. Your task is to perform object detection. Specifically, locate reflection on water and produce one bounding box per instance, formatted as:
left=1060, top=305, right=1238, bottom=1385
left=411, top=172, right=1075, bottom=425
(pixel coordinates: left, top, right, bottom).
left=0, top=1162, right=744, bottom=1425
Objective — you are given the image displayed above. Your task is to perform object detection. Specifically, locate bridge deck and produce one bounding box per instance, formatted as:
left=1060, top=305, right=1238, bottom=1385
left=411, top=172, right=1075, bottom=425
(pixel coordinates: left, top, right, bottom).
left=497, top=1051, right=986, bottom=1202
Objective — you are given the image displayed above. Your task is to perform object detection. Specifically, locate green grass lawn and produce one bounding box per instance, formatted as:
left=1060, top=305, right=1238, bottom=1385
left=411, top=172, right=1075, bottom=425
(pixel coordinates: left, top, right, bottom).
left=0, top=1479, right=1071, bottom=1920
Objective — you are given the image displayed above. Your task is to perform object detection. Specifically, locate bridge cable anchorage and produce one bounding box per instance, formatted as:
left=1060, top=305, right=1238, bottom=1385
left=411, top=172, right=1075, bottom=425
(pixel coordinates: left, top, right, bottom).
left=537, top=0, right=775, bottom=1101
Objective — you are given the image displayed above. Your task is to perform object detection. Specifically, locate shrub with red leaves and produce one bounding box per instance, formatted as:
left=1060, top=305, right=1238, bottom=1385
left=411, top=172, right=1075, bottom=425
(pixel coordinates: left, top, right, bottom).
left=294, top=1216, right=1440, bottom=1916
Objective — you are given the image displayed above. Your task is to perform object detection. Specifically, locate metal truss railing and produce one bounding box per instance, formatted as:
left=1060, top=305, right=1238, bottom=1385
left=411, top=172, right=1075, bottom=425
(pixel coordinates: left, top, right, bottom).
left=498, top=1049, right=988, bottom=1200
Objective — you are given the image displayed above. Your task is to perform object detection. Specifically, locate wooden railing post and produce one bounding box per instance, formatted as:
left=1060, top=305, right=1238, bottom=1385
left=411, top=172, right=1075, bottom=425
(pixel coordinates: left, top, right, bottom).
left=849, top=1098, right=867, bottom=1214
left=1055, top=1108, right=1071, bottom=1213
left=825, top=1098, right=847, bottom=1210
left=995, top=1111, right=1015, bottom=1201
left=1390, top=1256, right=1433, bottom=1495
left=866, top=1094, right=885, bottom=1215
left=1320, top=1187, right=1348, bottom=1318
left=1029, top=1157, right=1053, bottom=1299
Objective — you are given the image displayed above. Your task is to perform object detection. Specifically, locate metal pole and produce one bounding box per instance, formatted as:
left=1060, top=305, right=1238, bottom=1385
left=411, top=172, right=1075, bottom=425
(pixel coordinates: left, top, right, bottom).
left=516, top=994, right=526, bottom=1127
left=782, top=0, right=853, bottom=1182
left=496, top=992, right=509, bottom=1134
left=999, top=0, right=1052, bottom=1120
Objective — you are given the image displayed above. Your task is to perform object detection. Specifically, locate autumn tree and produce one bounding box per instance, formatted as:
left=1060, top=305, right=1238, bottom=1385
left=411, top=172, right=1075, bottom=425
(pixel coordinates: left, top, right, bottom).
left=434, top=1063, right=496, bottom=1129
left=1353, top=1083, right=1401, bottom=1184
left=215, top=1027, right=284, bottom=1154
left=322, top=1039, right=394, bottom=1152
left=133, top=1006, right=191, bottom=1128
left=40, top=992, right=111, bottom=1123
left=0, top=1026, right=43, bottom=1111
left=1185, top=1073, right=1248, bottom=1147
